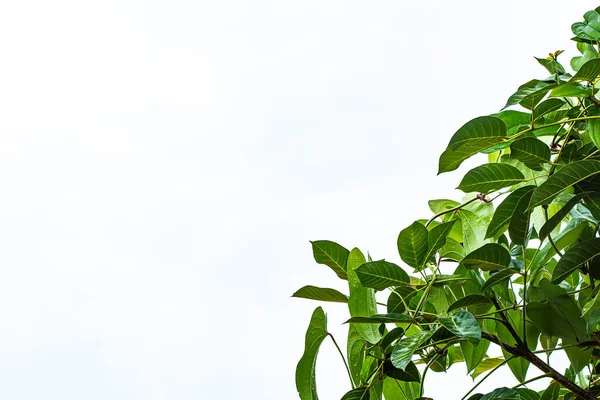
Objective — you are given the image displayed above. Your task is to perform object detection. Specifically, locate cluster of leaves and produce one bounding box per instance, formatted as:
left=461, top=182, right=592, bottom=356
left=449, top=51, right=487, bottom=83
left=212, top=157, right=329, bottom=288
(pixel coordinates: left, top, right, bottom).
left=294, top=7, right=600, bottom=400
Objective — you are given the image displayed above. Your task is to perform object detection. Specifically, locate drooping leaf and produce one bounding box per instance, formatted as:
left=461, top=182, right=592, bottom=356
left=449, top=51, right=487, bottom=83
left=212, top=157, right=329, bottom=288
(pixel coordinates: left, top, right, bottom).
left=457, top=164, right=525, bottom=194
left=587, top=107, right=600, bottom=149
left=486, top=186, right=537, bottom=238
left=527, top=280, right=587, bottom=342
left=448, top=295, right=492, bottom=313
left=311, top=240, right=349, bottom=280
left=539, top=381, right=560, bottom=400
left=496, top=309, right=539, bottom=383
left=383, top=359, right=420, bottom=383
left=348, top=248, right=380, bottom=344
left=397, top=222, right=429, bottom=269
left=552, top=238, right=600, bottom=283
left=481, top=268, right=519, bottom=293
left=391, top=330, right=435, bottom=371
left=570, top=58, right=600, bottom=82
left=529, top=160, right=600, bottom=209
left=508, top=188, right=535, bottom=246
left=292, top=286, right=349, bottom=303
left=381, top=327, right=405, bottom=354
left=345, top=314, right=415, bottom=324
left=438, top=116, right=508, bottom=174
left=461, top=320, right=493, bottom=376
left=469, top=357, right=504, bottom=380
left=296, top=307, right=328, bottom=400
left=462, top=243, right=512, bottom=271
left=347, top=325, right=366, bottom=386
left=356, top=261, right=410, bottom=291
left=341, top=387, right=370, bottom=400
left=382, top=378, right=420, bottom=400
left=438, top=310, right=481, bottom=345
left=509, top=137, right=551, bottom=170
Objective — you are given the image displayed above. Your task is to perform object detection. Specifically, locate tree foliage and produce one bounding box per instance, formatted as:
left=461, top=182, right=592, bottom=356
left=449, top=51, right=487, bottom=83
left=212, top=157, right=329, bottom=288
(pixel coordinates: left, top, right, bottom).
left=293, top=7, right=600, bottom=400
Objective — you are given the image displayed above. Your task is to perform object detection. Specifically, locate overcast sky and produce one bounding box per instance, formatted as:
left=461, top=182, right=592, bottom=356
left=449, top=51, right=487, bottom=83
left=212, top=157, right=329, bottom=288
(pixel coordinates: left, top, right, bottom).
left=0, top=1, right=597, bottom=399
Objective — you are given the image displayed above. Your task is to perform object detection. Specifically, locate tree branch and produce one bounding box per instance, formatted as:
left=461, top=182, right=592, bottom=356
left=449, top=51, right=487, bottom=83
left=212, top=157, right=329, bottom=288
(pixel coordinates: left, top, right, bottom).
left=481, top=332, right=595, bottom=400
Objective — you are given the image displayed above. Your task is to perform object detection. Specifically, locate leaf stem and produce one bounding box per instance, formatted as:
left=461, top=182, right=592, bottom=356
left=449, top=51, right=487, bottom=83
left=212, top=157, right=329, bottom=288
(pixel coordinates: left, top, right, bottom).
left=328, top=333, right=355, bottom=389
left=511, top=373, right=551, bottom=389
left=460, top=356, right=515, bottom=400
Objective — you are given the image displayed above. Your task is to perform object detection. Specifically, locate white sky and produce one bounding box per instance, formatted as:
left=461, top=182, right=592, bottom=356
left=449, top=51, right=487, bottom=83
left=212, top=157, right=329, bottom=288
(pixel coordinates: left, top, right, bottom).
left=0, top=1, right=597, bottom=399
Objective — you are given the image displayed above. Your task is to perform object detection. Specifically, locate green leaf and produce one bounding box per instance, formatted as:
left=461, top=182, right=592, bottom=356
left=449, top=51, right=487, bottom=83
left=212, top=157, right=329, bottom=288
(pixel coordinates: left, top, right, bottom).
left=573, top=10, right=600, bottom=41
left=549, top=82, right=593, bottom=98
left=570, top=58, right=600, bottom=82
left=480, top=387, right=520, bottom=400
left=296, top=307, right=328, bottom=400
left=341, top=387, right=370, bottom=400
left=470, top=357, right=504, bottom=380
left=311, top=240, right=349, bottom=280
left=448, top=294, right=492, bottom=312
left=356, top=261, right=410, bottom=291
left=535, top=58, right=565, bottom=76
left=552, top=238, right=600, bottom=283
left=461, top=320, right=493, bottom=375
left=347, top=325, right=366, bottom=386
left=481, top=268, right=519, bottom=293
left=504, top=79, right=557, bottom=110
left=486, top=186, right=537, bottom=238
left=527, top=280, right=587, bottom=342
left=516, top=388, right=540, bottom=400
left=539, top=381, right=560, bottom=400
left=529, top=160, right=600, bottom=208
left=383, top=378, right=420, bottom=400
left=457, top=164, right=524, bottom=194
left=438, top=310, right=481, bottom=345
left=397, top=222, right=429, bottom=269
left=345, top=314, right=415, bottom=324
left=587, top=108, right=600, bottom=149
left=539, top=193, right=587, bottom=241
left=458, top=209, right=490, bottom=253
left=509, top=137, right=551, bottom=170
left=572, top=43, right=599, bottom=71
left=292, top=286, right=349, bottom=303
left=428, top=199, right=460, bottom=214
left=387, top=286, right=417, bottom=314
left=462, top=243, right=512, bottom=271
left=348, top=248, right=381, bottom=344
left=439, top=237, right=466, bottom=261
left=496, top=309, right=539, bottom=382
left=421, top=220, right=456, bottom=270
left=508, top=188, right=535, bottom=246
left=533, top=99, right=565, bottom=122
left=391, top=330, right=434, bottom=370
left=381, top=327, right=405, bottom=354
left=438, top=117, right=507, bottom=174
left=587, top=308, right=600, bottom=333
left=383, top=359, right=420, bottom=383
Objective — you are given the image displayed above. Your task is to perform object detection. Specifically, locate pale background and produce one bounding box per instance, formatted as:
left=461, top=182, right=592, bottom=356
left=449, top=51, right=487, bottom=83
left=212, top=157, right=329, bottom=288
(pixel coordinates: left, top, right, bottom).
left=0, top=1, right=596, bottom=399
